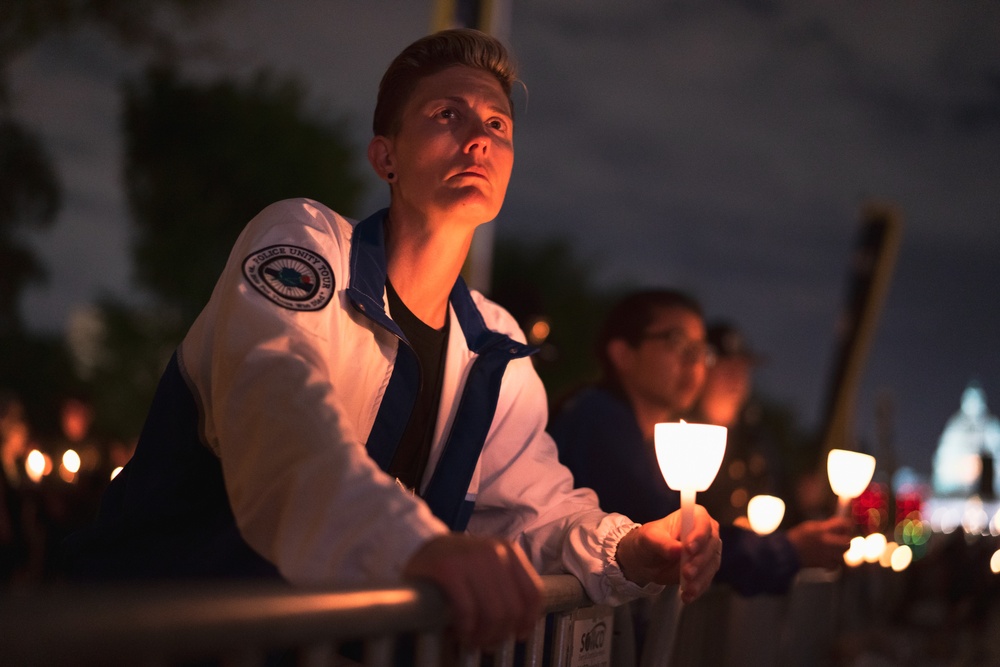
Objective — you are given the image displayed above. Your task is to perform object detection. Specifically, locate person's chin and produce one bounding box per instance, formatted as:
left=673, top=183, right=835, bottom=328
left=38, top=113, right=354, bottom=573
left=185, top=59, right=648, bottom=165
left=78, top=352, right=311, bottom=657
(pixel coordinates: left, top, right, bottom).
left=444, top=190, right=503, bottom=222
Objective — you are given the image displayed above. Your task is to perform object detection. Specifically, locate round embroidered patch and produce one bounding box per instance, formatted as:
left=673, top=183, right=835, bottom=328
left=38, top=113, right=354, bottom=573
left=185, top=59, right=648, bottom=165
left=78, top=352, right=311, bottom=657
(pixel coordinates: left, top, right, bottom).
left=242, top=245, right=335, bottom=311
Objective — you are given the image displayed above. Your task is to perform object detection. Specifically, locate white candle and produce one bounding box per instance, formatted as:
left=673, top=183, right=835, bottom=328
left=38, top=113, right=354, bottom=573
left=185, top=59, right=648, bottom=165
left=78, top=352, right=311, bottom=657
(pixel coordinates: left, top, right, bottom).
left=654, top=421, right=727, bottom=577
left=747, top=495, right=786, bottom=535
left=827, top=449, right=876, bottom=517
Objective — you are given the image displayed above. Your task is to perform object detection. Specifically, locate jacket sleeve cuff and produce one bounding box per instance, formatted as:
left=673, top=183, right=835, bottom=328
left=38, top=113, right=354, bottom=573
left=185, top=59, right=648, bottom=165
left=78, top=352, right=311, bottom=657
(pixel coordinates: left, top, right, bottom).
left=602, top=521, right=665, bottom=604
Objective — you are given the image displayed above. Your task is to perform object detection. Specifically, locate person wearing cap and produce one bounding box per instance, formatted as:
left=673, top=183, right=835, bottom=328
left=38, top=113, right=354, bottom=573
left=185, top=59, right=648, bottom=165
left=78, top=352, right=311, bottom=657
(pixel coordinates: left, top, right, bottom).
left=549, top=291, right=852, bottom=597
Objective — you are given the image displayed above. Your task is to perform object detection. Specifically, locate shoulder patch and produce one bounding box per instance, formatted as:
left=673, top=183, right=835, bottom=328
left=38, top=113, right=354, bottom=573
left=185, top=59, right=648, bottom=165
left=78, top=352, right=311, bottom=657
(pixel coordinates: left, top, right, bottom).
left=242, top=245, right=335, bottom=311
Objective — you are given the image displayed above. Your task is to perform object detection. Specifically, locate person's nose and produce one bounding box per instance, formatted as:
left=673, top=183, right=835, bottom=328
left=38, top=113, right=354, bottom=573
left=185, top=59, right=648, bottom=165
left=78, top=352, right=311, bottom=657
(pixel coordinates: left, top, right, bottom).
left=463, top=120, right=491, bottom=155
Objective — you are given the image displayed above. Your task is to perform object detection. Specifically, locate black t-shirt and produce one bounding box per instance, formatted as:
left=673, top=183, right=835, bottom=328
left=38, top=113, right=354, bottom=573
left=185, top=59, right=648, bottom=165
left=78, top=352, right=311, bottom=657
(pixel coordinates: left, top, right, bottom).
left=384, top=280, right=450, bottom=492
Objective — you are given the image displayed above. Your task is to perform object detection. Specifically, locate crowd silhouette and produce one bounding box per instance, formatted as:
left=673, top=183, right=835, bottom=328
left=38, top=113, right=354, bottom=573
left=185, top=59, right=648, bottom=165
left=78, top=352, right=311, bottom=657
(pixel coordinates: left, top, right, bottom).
left=0, top=391, right=134, bottom=586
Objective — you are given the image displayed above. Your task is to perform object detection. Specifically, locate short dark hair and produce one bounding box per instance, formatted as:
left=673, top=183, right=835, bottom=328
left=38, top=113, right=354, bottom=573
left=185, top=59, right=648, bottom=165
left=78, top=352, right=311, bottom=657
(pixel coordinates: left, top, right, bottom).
left=373, top=28, right=518, bottom=137
left=596, top=289, right=703, bottom=383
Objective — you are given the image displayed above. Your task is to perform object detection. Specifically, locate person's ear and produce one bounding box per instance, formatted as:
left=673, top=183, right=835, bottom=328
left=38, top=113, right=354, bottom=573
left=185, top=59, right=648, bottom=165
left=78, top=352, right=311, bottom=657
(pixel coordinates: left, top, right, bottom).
left=606, top=339, right=633, bottom=377
left=368, top=136, right=396, bottom=183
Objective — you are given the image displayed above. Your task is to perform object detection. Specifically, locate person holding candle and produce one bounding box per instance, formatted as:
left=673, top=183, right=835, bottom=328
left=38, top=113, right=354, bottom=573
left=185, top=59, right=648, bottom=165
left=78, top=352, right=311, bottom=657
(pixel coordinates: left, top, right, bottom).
left=549, top=290, right=852, bottom=598
left=64, top=29, right=721, bottom=649
left=692, top=322, right=854, bottom=570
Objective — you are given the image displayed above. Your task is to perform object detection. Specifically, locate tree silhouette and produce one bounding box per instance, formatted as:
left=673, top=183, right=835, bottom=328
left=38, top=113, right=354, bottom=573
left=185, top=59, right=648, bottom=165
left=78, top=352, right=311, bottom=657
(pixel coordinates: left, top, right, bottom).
left=122, top=67, right=365, bottom=325
left=87, top=66, right=366, bottom=437
left=0, top=0, right=225, bottom=426
left=490, top=235, right=628, bottom=407
left=0, top=119, right=60, bottom=335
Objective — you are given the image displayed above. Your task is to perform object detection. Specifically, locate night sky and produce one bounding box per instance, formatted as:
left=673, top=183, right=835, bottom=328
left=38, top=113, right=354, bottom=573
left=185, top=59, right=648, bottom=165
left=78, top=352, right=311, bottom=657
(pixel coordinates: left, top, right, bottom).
left=8, top=0, right=1000, bottom=478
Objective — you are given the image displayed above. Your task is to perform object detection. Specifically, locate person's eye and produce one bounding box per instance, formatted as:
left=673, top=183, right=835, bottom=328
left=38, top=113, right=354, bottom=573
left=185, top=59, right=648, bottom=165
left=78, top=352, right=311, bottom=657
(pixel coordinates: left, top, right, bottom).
left=436, top=108, right=457, bottom=120
left=487, top=118, right=507, bottom=132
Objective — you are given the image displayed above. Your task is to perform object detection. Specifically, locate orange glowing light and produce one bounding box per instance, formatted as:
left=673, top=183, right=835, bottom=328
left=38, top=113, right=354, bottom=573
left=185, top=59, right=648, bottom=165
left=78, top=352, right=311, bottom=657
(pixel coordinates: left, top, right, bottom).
left=528, top=319, right=551, bottom=344
left=25, top=449, right=50, bottom=483
left=62, top=449, right=81, bottom=474
left=844, top=536, right=865, bottom=567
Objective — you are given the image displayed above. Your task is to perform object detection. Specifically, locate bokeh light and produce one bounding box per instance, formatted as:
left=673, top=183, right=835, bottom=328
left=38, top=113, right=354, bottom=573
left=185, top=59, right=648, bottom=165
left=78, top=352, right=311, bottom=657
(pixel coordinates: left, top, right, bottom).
left=991, top=510, right=1000, bottom=537
left=844, top=536, right=866, bottom=567
left=855, top=483, right=889, bottom=533
left=962, top=499, right=989, bottom=535
left=863, top=533, right=888, bottom=563
left=890, top=544, right=913, bottom=571
left=895, top=512, right=931, bottom=548
left=25, top=449, right=50, bottom=483
left=931, top=506, right=961, bottom=534
left=747, top=495, right=785, bottom=535
left=59, top=448, right=82, bottom=482
left=879, top=541, right=898, bottom=568
left=527, top=318, right=551, bottom=344
left=62, top=449, right=81, bottom=473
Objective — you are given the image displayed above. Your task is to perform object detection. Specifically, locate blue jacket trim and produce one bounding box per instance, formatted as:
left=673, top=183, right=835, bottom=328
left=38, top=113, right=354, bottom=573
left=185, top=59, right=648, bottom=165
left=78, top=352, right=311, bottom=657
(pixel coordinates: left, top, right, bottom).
left=347, top=210, right=536, bottom=531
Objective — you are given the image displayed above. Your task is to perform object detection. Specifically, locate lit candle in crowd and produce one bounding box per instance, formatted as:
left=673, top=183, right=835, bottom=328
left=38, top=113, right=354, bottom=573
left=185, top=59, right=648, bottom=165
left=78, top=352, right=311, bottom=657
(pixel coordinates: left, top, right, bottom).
left=25, top=449, right=49, bottom=484
left=654, top=421, right=727, bottom=568
left=827, top=449, right=876, bottom=518
left=747, top=495, right=785, bottom=535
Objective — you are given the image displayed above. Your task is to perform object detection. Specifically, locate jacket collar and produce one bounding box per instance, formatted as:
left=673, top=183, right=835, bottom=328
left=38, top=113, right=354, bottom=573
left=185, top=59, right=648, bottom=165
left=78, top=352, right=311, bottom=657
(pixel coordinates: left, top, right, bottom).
left=346, top=209, right=534, bottom=358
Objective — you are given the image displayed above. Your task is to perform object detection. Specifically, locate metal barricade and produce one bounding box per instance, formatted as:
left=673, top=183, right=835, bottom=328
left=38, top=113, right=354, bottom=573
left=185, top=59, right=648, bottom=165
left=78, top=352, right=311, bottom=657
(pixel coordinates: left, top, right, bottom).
left=0, top=574, right=596, bottom=667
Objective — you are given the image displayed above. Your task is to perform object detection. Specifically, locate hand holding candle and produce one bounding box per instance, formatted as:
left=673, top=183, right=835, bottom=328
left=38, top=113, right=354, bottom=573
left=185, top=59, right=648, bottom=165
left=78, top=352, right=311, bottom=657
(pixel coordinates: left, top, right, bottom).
left=654, top=421, right=727, bottom=598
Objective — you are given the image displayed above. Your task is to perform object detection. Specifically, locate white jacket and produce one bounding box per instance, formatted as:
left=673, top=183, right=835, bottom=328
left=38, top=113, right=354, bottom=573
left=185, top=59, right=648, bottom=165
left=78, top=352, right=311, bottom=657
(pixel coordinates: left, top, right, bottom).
left=87, top=198, right=656, bottom=605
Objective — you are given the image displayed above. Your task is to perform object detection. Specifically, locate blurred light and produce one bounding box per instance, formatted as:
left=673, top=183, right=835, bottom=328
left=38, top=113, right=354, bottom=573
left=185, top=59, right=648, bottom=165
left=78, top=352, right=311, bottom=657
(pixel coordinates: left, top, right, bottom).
left=527, top=318, right=551, bottom=344
left=895, top=489, right=923, bottom=527
left=25, top=449, right=50, bottom=483
left=79, top=444, right=101, bottom=472
left=890, top=544, right=913, bottom=572
left=863, top=533, right=888, bottom=563
left=828, top=449, right=877, bottom=499
left=991, top=550, right=1000, bottom=574
left=62, top=449, right=81, bottom=474
left=962, top=498, right=989, bottom=535
left=991, top=510, right=1000, bottom=537
left=59, top=449, right=81, bottom=482
left=879, top=541, right=899, bottom=568
left=856, top=483, right=889, bottom=533
left=747, top=495, right=785, bottom=535
left=844, top=536, right=866, bottom=567
left=896, top=514, right=931, bottom=547
left=931, top=506, right=960, bottom=534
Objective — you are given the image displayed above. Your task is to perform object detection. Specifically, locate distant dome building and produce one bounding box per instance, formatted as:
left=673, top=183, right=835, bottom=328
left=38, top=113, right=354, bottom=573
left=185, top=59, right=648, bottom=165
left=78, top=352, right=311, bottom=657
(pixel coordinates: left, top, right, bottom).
left=932, top=382, right=1000, bottom=498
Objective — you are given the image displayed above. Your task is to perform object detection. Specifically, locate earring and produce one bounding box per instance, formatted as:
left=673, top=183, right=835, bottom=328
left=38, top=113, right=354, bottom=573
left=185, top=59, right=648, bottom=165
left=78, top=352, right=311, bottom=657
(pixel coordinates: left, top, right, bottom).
left=387, top=172, right=395, bottom=181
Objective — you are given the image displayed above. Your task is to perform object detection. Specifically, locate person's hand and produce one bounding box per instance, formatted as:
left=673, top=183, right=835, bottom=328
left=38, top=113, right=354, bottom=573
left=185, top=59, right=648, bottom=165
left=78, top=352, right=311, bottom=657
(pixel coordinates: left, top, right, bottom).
left=614, top=505, right=722, bottom=604
left=786, top=516, right=854, bottom=570
left=403, top=534, right=544, bottom=648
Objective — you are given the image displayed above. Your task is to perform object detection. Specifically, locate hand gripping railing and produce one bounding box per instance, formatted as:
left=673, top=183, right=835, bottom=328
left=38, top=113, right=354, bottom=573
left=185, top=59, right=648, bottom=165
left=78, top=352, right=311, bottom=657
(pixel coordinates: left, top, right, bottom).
left=0, top=574, right=592, bottom=667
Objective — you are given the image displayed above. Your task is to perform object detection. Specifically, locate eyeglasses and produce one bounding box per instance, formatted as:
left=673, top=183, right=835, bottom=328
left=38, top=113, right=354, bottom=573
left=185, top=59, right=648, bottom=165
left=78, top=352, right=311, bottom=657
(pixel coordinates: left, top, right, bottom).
left=639, top=329, right=716, bottom=367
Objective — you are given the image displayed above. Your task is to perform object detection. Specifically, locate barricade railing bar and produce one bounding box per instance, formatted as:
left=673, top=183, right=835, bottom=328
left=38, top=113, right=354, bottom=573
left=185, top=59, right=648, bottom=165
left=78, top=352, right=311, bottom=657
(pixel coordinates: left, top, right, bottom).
left=0, top=574, right=593, bottom=667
